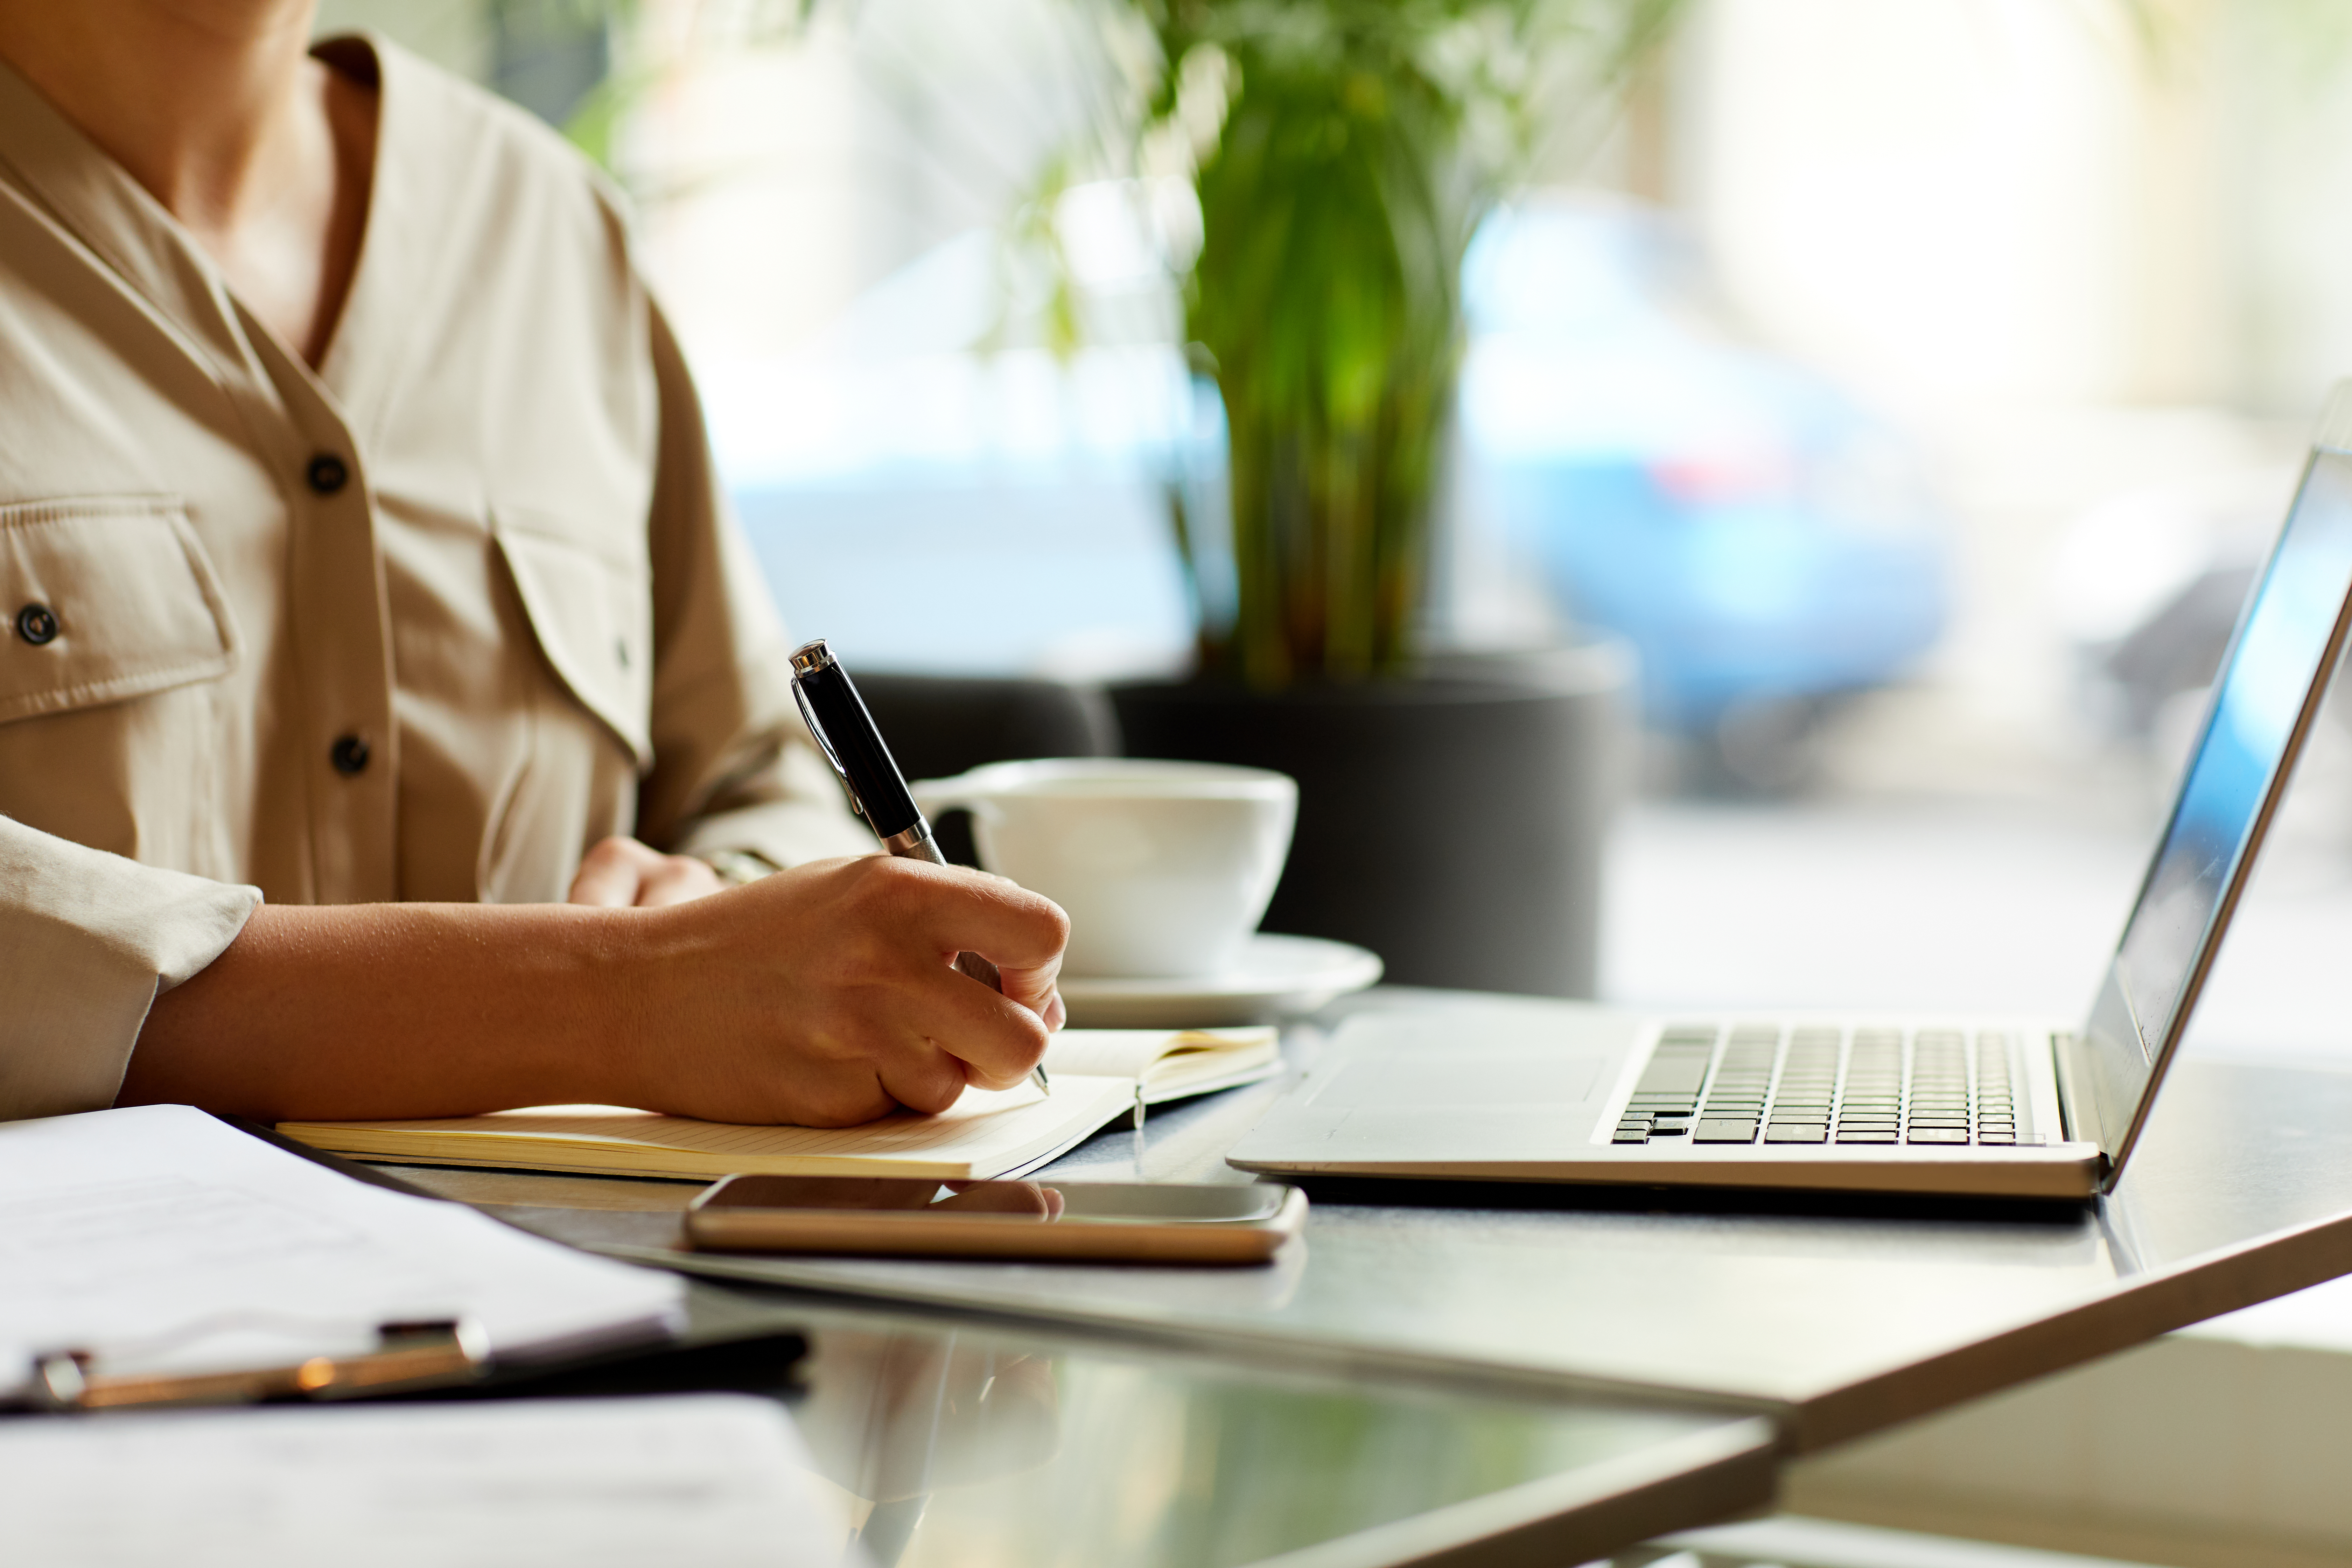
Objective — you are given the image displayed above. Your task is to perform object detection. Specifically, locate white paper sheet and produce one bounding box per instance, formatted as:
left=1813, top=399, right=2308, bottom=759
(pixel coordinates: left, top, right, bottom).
left=0, top=1105, right=683, bottom=1392
left=0, top=1395, right=859, bottom=1568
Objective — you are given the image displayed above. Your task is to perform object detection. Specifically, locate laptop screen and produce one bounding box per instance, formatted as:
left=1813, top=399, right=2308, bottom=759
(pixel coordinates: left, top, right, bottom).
left=2083, top=441, right=2352, bottom=1162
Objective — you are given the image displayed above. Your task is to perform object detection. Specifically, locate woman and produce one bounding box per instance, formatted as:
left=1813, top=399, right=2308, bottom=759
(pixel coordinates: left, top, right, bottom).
left=0, top=1, right=1065, bottom=1126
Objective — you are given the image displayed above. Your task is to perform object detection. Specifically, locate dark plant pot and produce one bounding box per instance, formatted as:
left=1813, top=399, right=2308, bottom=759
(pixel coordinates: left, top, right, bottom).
left=1110, top=643, right=1632, bottom=998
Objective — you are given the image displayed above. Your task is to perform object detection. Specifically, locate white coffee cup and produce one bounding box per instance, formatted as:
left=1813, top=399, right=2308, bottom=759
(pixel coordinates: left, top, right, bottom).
left=910, top=758, right=1297, bottom=979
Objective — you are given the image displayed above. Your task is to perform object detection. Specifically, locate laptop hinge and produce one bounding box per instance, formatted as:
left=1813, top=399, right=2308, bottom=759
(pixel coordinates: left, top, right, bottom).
left=2050, top=1029, right=2105, bottom=1162
left=2052, top=1031, right=2121, bottom=1190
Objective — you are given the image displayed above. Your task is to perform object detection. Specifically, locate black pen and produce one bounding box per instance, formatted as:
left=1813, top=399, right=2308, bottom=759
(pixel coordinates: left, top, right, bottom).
left=788, top=638, right=1050, bottom=1097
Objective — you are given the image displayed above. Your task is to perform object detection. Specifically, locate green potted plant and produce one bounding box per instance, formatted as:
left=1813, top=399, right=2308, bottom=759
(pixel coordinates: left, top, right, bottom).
left=1104, top=0, right=1680, bottom=996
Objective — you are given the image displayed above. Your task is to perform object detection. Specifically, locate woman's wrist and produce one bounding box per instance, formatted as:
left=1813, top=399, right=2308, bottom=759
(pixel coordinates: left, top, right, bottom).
left=502, top=901, right=669, bottom=1111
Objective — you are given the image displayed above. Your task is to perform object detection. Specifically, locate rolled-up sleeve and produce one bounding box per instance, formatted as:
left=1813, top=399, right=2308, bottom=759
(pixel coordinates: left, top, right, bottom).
left=0, top=817, right=259, bottom=1119
left=633, top=299, right=873, bottom=872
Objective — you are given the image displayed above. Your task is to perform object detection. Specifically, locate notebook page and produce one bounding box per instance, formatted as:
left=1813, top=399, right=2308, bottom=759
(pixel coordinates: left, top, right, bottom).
left=1038, top=1030, right=1172, bottom=1078
left=288, top=1075, right=1139, bottom=1178
left=1138, top=1052, right=1283, bottom=1102
left=1043, top=1027, right=1278, bottom=1079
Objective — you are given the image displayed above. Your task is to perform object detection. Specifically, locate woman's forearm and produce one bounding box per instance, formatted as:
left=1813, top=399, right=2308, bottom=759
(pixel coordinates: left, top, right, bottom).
left=120, top=901, right=642, bottom=1121
left=117, top=857, right=1068, bottom=1127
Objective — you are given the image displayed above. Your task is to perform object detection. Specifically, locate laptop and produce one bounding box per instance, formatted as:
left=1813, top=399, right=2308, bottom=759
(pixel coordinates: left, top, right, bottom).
left=1228, top=385, right=2352, bottom=1200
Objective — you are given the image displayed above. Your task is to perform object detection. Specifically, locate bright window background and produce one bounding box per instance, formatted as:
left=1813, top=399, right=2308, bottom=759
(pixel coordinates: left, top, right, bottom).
left=318, top=0, right=2352, bottom=1059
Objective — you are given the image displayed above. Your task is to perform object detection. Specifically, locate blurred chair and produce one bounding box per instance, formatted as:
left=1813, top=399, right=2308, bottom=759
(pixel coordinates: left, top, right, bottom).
left=849, top=674, right=1122, bottom=865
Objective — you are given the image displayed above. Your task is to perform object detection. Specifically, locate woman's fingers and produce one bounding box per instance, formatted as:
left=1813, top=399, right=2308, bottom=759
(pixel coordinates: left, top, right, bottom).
left=871, top=1031, right=976, bottom=1115
left=567, top=835, right=724, bottom=908
left=634, top=853, right=724, bottom=907
left=898, top=861, right=1068, bottom=1032
left=567, top=835, right=650, bottom=906
left=909, top=863, right=1068, bottom=974
left=879, top=957, right=1053, bottom=1095
left=993, top=958, right=1064, bottom=1030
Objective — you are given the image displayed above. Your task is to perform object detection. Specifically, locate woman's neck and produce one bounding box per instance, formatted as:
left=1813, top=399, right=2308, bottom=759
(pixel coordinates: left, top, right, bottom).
left=0, top=0, right=376, bottom=366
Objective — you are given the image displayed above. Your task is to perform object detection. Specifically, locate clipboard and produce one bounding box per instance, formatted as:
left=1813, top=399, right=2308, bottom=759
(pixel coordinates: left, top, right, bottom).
left=2, top=1112, right=807, bottom=1414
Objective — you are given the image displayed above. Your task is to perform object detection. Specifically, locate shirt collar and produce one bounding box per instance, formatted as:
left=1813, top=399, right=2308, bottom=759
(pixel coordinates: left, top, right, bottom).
left=307, top=33, right=453, bottom=440
left=0, top=31, right=435, bottom=416
left=0, top=48, right=253, bottom=376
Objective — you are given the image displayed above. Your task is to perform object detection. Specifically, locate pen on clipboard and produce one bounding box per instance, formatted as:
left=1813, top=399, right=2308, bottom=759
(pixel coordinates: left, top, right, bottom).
left=788, top=638, right=1051, bottom=1098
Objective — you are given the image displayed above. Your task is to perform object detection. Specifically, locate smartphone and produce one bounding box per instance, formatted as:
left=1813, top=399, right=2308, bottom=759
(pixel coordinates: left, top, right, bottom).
left=685, top=1175, right=1307, bottom=1265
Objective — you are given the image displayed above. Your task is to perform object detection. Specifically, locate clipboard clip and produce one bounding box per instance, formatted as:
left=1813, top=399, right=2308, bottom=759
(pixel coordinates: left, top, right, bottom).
left=26, top=1317, right=489, bottom=1412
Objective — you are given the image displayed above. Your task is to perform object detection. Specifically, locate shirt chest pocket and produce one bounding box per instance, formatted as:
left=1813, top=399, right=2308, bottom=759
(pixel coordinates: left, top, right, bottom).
left=0, top=497, right=237, bottom=723
left=494, top=506, right=653, bottom=770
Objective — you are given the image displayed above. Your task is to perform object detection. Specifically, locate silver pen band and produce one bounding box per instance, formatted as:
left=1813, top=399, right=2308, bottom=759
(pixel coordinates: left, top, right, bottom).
left=882, top=822, right=945, bottom=863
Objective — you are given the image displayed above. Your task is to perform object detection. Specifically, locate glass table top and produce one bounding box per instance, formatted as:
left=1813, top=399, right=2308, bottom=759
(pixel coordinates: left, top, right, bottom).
left=714, top=1294, right=1770, bottom=1568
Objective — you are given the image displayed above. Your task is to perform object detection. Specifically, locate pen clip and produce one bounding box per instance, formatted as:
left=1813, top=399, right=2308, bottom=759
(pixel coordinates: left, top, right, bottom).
left=792, top=677, right=865, bottom=818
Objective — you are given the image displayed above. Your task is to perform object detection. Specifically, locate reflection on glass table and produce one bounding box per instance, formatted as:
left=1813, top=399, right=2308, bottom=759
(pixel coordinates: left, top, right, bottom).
left=779, top=1299, right=1770, bottom=1568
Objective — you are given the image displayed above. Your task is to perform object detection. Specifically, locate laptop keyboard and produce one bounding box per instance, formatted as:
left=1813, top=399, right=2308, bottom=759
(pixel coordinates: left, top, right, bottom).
left=1611, top=1022, right=2039, bottom=1148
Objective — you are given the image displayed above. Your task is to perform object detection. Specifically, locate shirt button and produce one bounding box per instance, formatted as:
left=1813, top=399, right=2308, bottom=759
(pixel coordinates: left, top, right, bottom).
left=306, top=453, right=350, bottom=495
left=14, top=603, right=58, bottom=645
left=329, top=734, right=371, bottom=776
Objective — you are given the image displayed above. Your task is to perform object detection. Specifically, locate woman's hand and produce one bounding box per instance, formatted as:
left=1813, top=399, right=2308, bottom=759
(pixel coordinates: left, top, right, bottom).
left=567, top=835, right=726, bottom=908
left=124, top=855, right=1068, bottom=1127
left=616, top=855, right=1068, bottom=1127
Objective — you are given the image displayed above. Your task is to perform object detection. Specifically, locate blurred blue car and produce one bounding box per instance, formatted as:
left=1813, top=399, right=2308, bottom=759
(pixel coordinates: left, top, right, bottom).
left=1460, top=197, right=1949, bottom=787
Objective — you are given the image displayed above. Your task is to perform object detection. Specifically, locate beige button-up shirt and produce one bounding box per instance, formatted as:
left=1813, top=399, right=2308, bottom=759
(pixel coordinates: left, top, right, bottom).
left=0, top=36, right=870, bottom=1119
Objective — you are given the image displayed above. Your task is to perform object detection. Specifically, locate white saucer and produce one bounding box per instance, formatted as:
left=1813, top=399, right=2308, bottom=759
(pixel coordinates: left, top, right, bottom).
left=1058, top=934, right=1383, bottom=1028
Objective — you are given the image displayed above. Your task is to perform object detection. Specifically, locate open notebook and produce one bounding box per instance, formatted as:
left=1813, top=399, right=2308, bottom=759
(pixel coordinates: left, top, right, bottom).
left=278, top=1027, right=1279, bottom=1183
